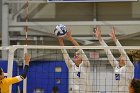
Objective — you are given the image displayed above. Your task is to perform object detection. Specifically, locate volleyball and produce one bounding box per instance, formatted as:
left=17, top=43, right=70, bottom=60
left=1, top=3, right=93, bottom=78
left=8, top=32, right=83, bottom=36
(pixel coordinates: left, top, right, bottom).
left=54, top=24, right=67, bottom=37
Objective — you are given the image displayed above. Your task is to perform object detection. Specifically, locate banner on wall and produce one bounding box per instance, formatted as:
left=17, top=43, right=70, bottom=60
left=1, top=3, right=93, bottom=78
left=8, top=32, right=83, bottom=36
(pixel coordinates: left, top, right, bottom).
left=90, top=52, right=99, bottom=59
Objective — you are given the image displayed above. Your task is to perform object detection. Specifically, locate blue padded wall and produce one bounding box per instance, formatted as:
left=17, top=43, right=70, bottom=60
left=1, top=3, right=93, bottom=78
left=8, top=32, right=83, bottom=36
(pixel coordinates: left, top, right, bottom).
left=134, top=61, right=140, bottom=79
left=18, top=65, right=24, bottom=93
left=0, top=60, right=18, bottom=93
left=27, top=61, right=68, bottom=93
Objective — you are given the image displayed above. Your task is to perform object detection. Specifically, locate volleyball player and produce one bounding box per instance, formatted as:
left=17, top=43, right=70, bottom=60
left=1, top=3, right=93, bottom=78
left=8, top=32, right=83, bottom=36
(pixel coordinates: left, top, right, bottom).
left=58, top=30, right=92, bottom=93
left=95, top=26, right=134, bottom=93
left=128, top=49, right=140, bottom=79
left=0, top=53, right=30, bottom=93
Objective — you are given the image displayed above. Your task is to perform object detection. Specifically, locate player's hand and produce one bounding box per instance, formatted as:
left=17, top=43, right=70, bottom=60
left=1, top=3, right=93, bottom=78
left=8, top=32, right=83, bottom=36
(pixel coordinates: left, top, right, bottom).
left=24, top=53, right=30, bottom=65
left=66, top=29, right=73, bottom=41
left=58, top=37, right=63, bottom=40
left=58, top=37, right=64, bottom=46
left=95, top=26, right=102, bottom=40
left=109, top=27, right=117, bottom=42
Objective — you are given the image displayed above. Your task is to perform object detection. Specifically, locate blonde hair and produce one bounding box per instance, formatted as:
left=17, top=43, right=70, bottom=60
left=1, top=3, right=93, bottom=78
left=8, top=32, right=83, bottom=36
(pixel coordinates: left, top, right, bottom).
left=127, top=50, right=140, bottom=62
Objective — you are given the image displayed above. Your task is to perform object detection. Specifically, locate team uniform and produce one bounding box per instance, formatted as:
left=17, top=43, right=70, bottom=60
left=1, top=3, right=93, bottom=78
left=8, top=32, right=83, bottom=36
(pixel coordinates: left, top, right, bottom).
left=0, top=76, right=23, bottom=93
left=61, top=49, right=92, bottom=93
left=100, top=39, right=134, bottom=93
left=0, top=65, right=29, bottom=93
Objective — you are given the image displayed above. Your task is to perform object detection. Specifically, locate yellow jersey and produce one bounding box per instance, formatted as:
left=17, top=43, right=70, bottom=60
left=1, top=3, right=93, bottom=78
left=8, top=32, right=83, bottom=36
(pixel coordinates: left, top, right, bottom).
left=0, top=76, right=22, bottom=93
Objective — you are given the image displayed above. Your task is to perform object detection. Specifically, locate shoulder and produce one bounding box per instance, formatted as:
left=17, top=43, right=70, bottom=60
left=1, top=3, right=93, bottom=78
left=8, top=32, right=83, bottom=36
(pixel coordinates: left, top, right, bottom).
left=2, top=78, right=12, bottom=81
left=1, top=78, right=8, bottom=83
left=1, top=78, right=16, bottom=84
left=5, top=77, right=19, bottom=82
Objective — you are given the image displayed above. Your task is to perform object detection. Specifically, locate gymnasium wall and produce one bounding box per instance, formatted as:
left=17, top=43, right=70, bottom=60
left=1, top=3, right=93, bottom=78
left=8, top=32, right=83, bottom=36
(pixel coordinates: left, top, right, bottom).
left=0, top=60, right=69, bottom=93
left=26, top=2, right=140, bottom=21
left=26, top=61, right=68, bottom=93
left=134, top=61, right=140, bottom=79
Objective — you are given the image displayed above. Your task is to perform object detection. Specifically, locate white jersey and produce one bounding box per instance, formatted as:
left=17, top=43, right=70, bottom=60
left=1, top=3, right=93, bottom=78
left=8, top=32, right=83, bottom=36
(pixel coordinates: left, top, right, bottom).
left=61, top=49, right=92, bottom=93
left=111, top=65, right=134, bottom=93
left=100, top=39, right=134, bottom=93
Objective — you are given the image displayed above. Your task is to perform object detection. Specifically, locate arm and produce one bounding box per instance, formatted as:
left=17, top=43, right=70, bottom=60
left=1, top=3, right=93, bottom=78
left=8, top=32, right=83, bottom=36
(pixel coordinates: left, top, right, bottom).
left=66, top=29, right=80, bottom=46
left=20, top=53, right=30, bottom=79
left=109, top=27, right=127, bottom=55
left=95, top=26, right=118, bottom=68
left=8, top=53, right=30, bottom=84
left=109, top=27, right=134, bottom=70
left=66, top=30, right=90, bottom=66
left=58, top=37, right=73, bottom=68
left=79, top=49, right=90, bottom=67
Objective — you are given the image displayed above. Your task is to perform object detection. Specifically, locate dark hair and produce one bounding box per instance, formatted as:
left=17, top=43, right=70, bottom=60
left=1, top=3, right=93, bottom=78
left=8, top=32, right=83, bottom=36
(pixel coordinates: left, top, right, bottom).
left=128, top=54, right=134, bottom=62
left=52, top=86, right=58, bottom=93
left=0, top=68, right=2, bottom=75
left=131, top=79, right=140, bottom=93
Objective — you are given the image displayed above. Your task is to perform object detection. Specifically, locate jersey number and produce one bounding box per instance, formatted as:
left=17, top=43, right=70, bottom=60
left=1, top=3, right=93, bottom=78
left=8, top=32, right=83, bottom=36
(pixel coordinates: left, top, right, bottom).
left=77, top=72, right=81, bottom=78
left=115, top=74, right=120, bottom=80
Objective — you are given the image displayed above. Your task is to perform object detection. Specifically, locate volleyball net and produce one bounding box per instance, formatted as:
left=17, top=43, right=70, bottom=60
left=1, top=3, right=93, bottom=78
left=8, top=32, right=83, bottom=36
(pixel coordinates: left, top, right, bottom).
left=0, top=45, right=140, bottom=93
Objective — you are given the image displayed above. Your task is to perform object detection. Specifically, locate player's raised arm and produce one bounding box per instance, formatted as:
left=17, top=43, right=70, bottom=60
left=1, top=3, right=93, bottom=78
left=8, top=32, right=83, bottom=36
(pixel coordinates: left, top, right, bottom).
left=109, top=27, right=127, bottom=55
left=7, top=53, right=30, bottom=84
left=95, top=26, right=118, bottom=68
left=109, top=27, right=134, bottom=70
left=66, top=29, right=90, bottom=67
left=54, top=24, right=74, bottom=68
left=66, top=29, right=80, bottom=46
left=21, top=53, right=30, bottom=79
left=58, top=36, right=73, bottom=68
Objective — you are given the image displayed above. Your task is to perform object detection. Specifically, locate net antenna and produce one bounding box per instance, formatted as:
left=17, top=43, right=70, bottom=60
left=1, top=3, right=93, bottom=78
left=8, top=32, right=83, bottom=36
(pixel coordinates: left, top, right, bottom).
left=25, top=0, right=28, bottom=46
left=23, top=0, right=29, bottom=92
